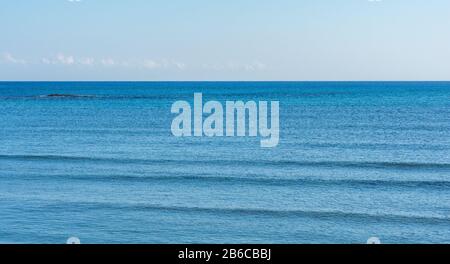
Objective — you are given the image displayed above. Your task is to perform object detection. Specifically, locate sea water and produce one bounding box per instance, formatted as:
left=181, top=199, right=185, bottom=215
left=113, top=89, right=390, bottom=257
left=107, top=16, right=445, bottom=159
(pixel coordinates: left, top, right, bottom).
left=0, top=82, right=449, bottom=244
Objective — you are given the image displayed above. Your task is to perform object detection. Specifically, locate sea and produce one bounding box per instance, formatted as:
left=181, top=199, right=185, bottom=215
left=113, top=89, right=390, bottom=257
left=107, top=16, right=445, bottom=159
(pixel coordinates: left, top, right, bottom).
left=0, top=81, right=449, bottom=244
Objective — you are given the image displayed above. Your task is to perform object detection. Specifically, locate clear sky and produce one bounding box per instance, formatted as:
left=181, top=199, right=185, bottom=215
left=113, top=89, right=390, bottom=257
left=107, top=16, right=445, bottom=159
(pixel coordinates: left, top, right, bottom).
left=1, top=0, right=449, bottom=81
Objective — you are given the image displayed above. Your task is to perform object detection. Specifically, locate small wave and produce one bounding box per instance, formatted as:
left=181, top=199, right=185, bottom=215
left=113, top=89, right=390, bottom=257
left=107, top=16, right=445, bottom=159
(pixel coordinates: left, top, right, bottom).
left=273, top=160, right=450, bottom=170
left=0, top=94, right=95, bottom=100
left=0, top=94, right=177, bottom=100
left=45, top=201, right=450, bottom=225
left=16, top=172, right=450, bottom=190
left=1, top=154, right=449, bottom=171
left=127, top=176, right=450, bottom=189
left=292, top=142, right=450, bottom=151
left=40, top=94, right=96, bottom=98
left=67, top=174, right=450, bottom=190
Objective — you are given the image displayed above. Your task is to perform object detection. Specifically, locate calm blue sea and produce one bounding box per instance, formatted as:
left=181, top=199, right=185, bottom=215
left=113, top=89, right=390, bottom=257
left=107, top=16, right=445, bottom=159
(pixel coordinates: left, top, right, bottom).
left=0, top=82, right=449, bottom=244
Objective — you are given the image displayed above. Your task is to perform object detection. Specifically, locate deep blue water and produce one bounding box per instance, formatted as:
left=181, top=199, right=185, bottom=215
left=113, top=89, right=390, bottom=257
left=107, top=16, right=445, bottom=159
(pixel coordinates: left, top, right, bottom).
left=0, top=82, right=449, bottom=244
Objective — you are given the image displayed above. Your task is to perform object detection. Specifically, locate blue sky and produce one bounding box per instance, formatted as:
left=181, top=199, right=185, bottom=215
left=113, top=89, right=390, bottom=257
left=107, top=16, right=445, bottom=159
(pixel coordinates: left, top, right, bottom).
left=1, top=0, right=449, bottom=81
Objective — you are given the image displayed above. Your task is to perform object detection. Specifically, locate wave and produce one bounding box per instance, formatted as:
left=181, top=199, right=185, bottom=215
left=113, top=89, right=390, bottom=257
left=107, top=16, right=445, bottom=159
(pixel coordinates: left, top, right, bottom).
left=0, top=94, right=95, bottom=99
left=45, top=201, right=450, bottom=225
left=290, top=142, right=450, bottom=151
left=42, top=94, right=96, bottom=98
left=1, top=154, right=450, bottom=171
left=0, top=94, right=177, bottom=100
left=40, top=173, right=450, bottom=190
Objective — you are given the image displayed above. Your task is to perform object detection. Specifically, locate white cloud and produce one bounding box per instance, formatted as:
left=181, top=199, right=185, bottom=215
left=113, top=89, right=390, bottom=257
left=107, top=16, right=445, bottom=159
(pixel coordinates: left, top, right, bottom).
left=42, top=53, right=75, bottom=65
left=2, top=53, right=261, bottom=73
left=41, top=54, right=93, bottom=66
left=173, top=61, right=186, bottom=70
left=143, top=60, right=160, bottom=69
left=57, top=53, right=75, bottom=65
left=250, top=61, right=266, bottom=71
left=78, top=57, right=95, bottom=66
left=202, top=61, right=266, bottom=71
left=41, top=58, right=52, bottom=64
left=142, top=59, right=187, bottom=71
left=3, top=52, right=193, bottom=71
left=2, top=52, right=27, bottom=65
left=101, top=58, right=116, bottom=66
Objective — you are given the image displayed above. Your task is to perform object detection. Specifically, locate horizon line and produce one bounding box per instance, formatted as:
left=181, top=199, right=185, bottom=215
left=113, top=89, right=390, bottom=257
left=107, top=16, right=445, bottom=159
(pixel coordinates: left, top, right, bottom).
left=1, top=80, right=450, bottom=83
